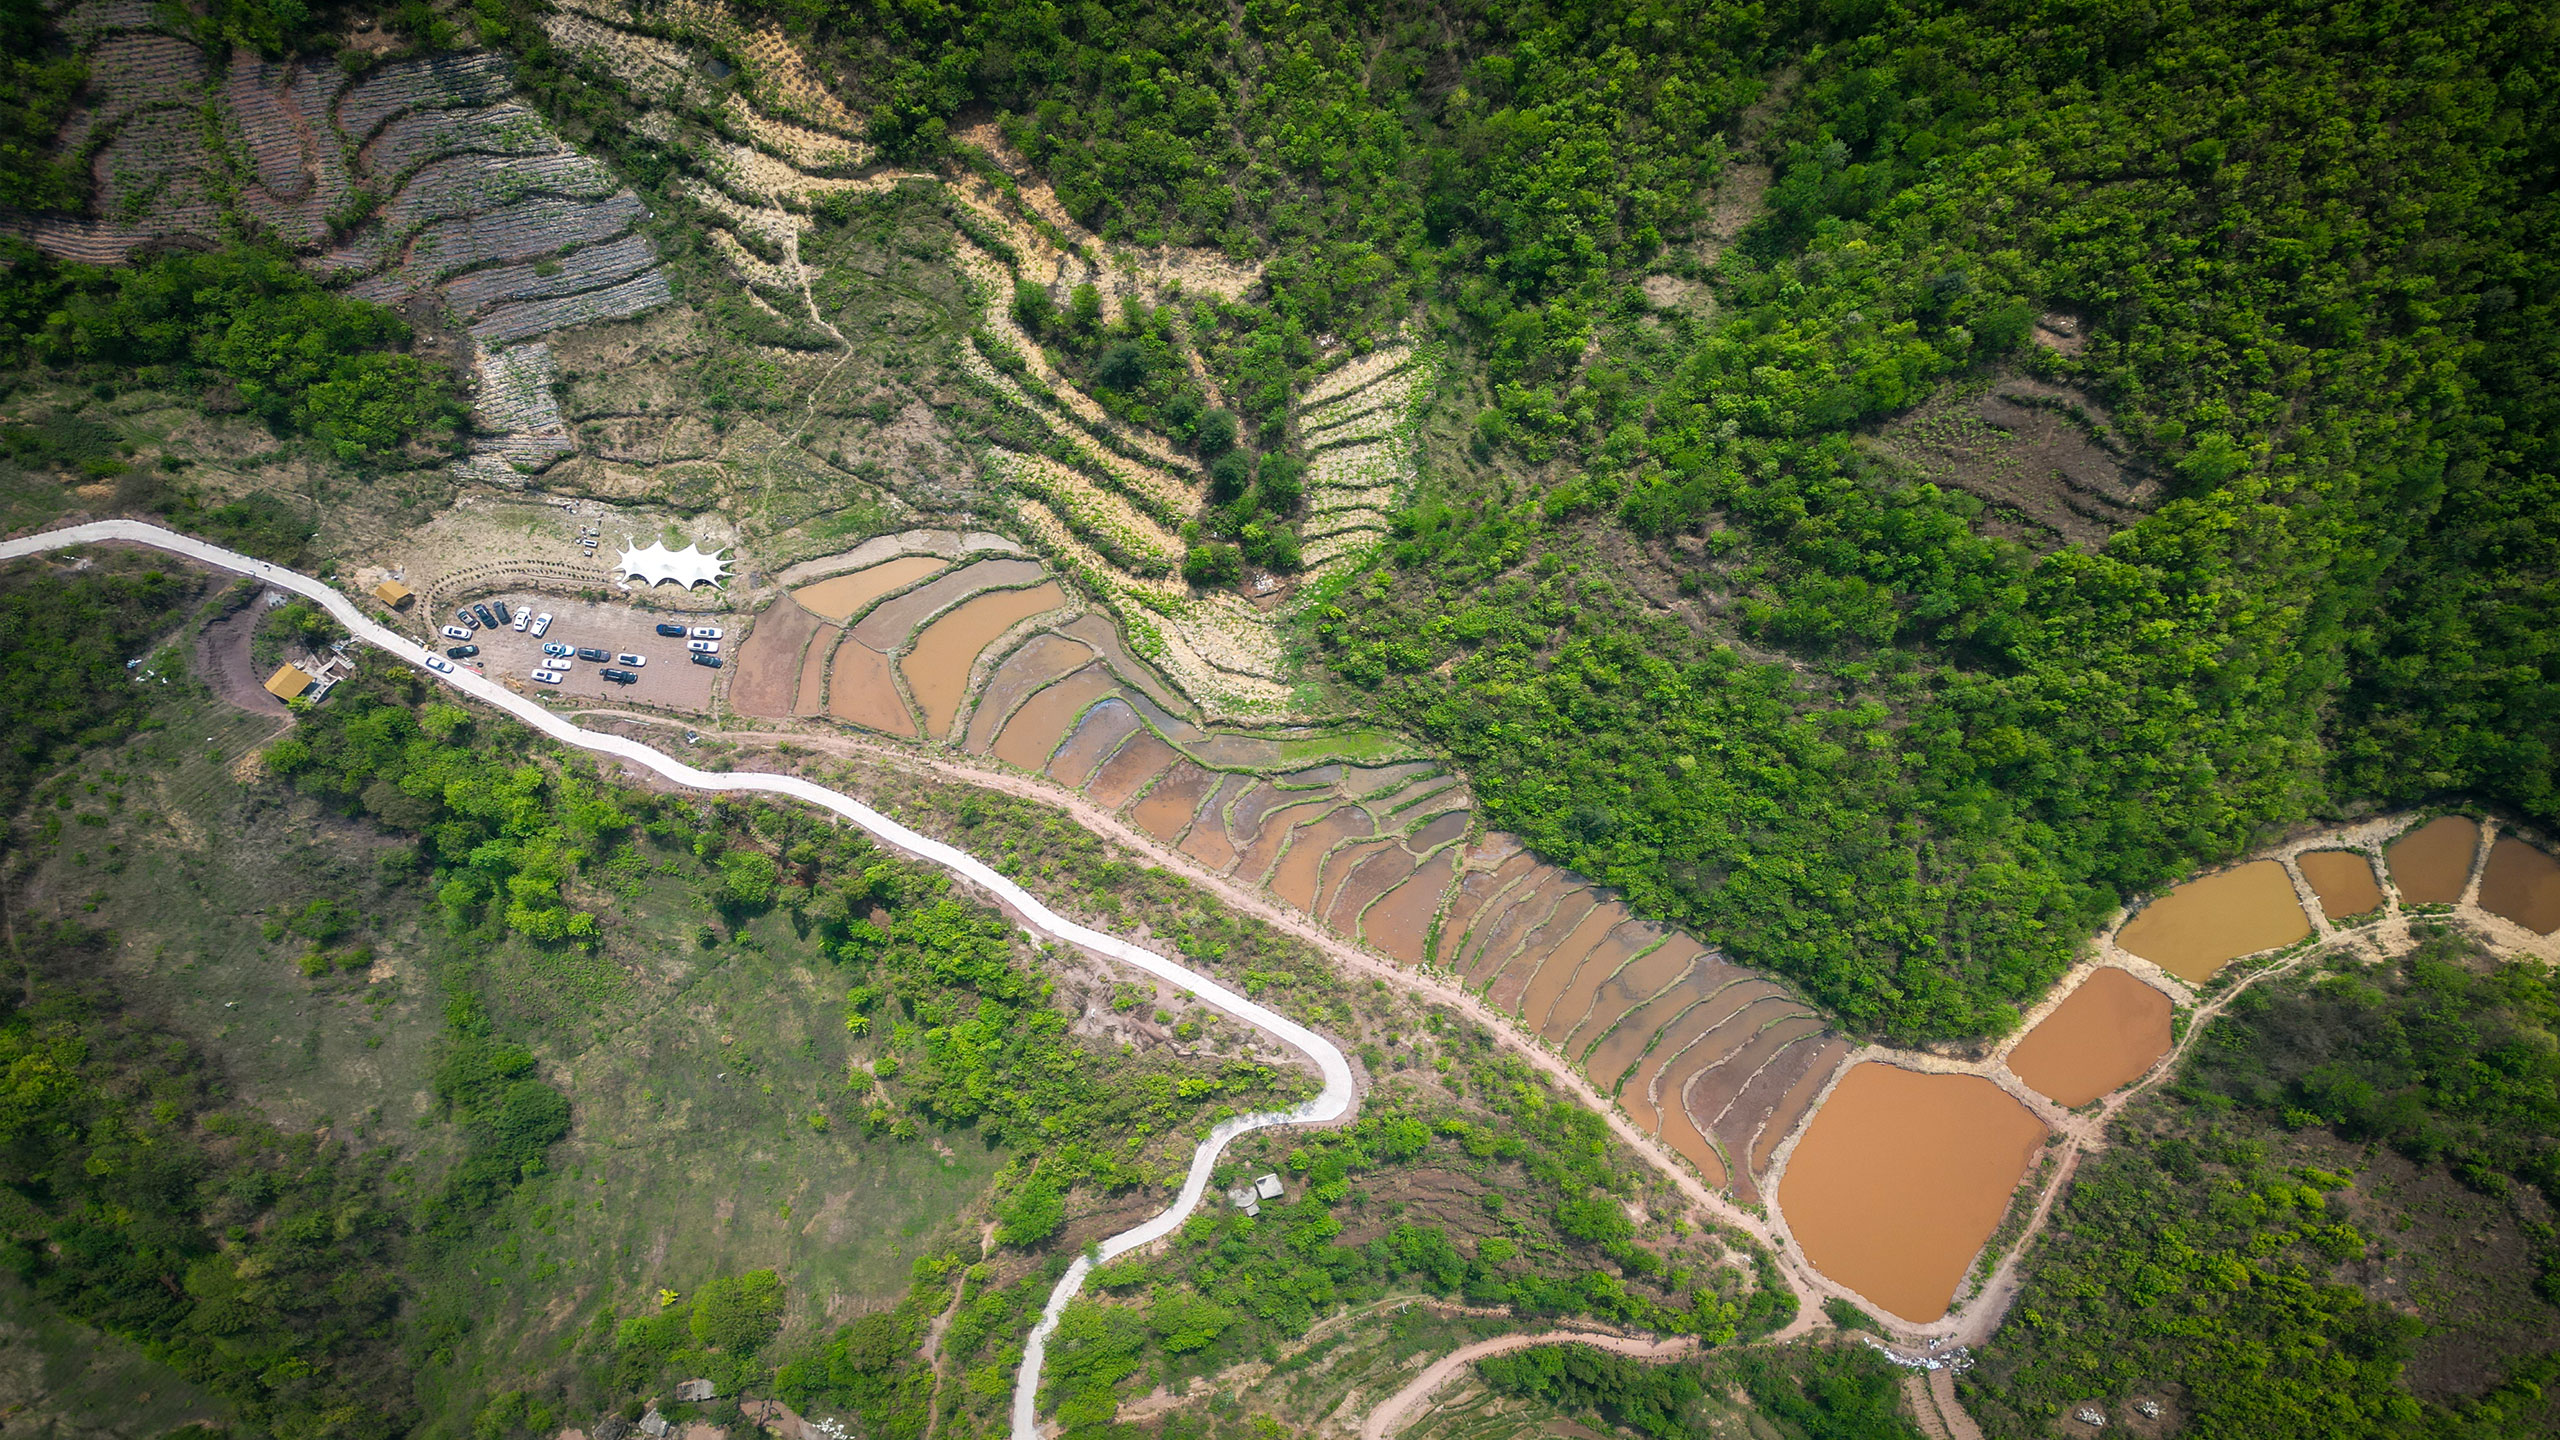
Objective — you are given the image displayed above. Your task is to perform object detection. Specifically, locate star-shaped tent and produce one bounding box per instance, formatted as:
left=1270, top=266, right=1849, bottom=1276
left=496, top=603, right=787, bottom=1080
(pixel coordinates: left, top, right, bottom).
left=613, top=538, right=732, bottom=589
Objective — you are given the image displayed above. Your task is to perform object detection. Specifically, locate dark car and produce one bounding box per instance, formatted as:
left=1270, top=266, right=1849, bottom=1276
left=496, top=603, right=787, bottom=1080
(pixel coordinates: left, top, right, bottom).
left=454, top=607, right=477, bottom=626
left=576, top=646, right=610, bottom=662
left=446, top=644, right=480, bottom=659
left=471, top=603, right=498, bottom=629
left=600, top=667, right=638, bottom=685
left=690, top=652, right=723, bottom=668
left=491, top=600, right=512, bottom=623
left=656, top=622, right=687, bottom=637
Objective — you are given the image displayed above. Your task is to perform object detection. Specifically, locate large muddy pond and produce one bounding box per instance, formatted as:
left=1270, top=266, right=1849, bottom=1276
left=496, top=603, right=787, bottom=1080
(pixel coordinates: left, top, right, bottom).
left=2388, top=815, right=2479, bottom=905
left=2479, top=835, right=2560, bottom=934
left=793, top=554, right=947, bottom=624
left=2114, top=860, right=2309, bottom=983
left=2005, top=968, right=2173, bottom=1107
left=1780, top=1064, right=2047, bottom=1323
left=2297, top=849, right=2384, bottom=920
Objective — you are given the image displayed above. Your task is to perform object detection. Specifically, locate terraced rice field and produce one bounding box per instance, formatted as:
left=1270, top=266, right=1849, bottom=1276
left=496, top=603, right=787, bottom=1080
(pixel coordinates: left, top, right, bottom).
left=2297, top=848, right=2385, bottom=920
left=2112, top=859, right=2310, bottom=983
left=2389, top=815, right=2482, bottom=905
left=8, top=25, right=684, bottom=487
left=2003, top=968, right=2173, bottom=1107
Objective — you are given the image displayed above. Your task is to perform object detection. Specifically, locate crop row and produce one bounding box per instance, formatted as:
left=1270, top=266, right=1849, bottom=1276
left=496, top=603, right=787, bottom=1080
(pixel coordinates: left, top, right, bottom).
left=470, top=268, right=673, bottom=345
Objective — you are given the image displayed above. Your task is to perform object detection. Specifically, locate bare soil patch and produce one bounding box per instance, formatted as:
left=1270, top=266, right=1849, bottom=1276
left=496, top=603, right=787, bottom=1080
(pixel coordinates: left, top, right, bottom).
left=1871, top=377, right=2159, bottom=550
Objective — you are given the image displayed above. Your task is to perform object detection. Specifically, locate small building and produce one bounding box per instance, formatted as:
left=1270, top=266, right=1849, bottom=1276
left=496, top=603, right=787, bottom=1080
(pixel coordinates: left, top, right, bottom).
left=638, top=1409, right=671, bottom=1438
left=1225, top=1184, right=1260, bottom=1217
left=673, top=1379, right=717, bottom=1403
left=263, top=664, right=315, bottom=701
left=1253, top=1173, right=1285, bottom=1201
left=372, top=579, right=414, bottom=609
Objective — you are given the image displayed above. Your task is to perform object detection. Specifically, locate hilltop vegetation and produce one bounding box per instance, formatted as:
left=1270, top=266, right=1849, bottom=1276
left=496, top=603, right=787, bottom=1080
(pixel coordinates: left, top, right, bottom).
left=1966, top=930, right=2560, bottom=1434
left=738, top=0, right=2560, bottom=1041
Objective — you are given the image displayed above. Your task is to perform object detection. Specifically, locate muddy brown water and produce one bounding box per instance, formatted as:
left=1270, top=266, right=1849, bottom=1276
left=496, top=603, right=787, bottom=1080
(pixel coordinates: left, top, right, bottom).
left=791, top=615, right=838, bottom=716
left=855, top=557, right=1045, bottom=649
left=1536, top=920, right=1656, bottom=1042
left=964, top=634, right=1093, bottom=753
left=2005, top=967, right=2173, bottom=1107
left=1781, top=1063, right=2049, bottom=1323
left=1361, top=849, right=1457, bottom=964
left=2390, top=816, right=2481, bottom=905
left=1271, top=807, right=1374, bottom=911
left=1318, top=839, right=1403, bottom=923
left=2478, top=836, right=2560, bottom=934
left=1517, top=903, right=1633, bottom=1032
left=991, top=666, right=1116, bottom=772
left=2298, top=849, right=2385, bottom=920
left=1085, top=729, right=1179, bottom=811
left=2114, top=860, right=2310, bottom=983
left=822, top=636, right=915, bottom=737
left=731, top=596, right=826, bottom=719
left=1327, top=845, right=1421, bottom=930
left=792, top=554, right=947, bottom=624
left=900, top=581, right=1068, bottom=738
left=1129, top=761, right=1215, bottom=842
left=1488, top=890, right=1603, bottom=1013
left=1565, top=938, right=1705, bottom=1056
left=1750, top=1036, right=1853, bottom=1176
left=1047, top=698, right=1142, bottom=790
left=1177, top=776, right=1249, bottom=873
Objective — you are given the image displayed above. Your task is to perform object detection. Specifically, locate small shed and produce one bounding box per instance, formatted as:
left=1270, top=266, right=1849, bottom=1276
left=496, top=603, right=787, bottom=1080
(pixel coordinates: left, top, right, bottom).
left=372, top=579, right=414, bottom=608
left=263, top=665, right=315, bottom=700
left=1253, top=1173, right=1285, bottom=1201
left=673, top=1379, right=717, bottom=1403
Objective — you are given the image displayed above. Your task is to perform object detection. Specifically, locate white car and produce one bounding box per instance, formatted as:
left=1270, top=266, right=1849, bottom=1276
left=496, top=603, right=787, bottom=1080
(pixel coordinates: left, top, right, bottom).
left=690, top=625, right=724, bottom=640
left=616, top=653, right=646, bottom=667
left=440, top=625, right=472, bottom=641
left=687, top=639, right=720, bottom=654
left=512, top=609, right=531, bottom=631
left=426, top=656, right=454, bottom=674
left=532, top=669, right=564, bottom=685
left=530, top=612, right=553, bottom=637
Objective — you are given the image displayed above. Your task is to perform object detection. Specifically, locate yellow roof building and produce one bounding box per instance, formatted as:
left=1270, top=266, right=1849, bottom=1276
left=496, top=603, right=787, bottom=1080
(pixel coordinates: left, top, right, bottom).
left=373, top=580, right=414, bottom=608
left=264, top=665, right=315, bottom=700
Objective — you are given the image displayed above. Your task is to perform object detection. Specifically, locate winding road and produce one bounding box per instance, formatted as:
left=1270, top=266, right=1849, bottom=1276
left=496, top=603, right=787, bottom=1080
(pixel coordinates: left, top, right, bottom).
left=0, top=521, right=1354, bottom=1440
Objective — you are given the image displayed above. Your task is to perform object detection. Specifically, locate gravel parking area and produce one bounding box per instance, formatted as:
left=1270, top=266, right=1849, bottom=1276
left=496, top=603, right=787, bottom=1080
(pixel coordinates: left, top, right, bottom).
left=443, top=592, right=731, bottom=712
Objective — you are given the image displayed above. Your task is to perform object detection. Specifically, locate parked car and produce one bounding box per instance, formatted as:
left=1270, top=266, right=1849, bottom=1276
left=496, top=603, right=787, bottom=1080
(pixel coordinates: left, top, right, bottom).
left=471, top=603, right=498, bottom=629
left=690, top=652, right=723, bottom=669
left=447, top=644, right=479, bottom=659
left=600, top=668, right=637, bottom=685
left=655, top=622, right=687, bottom=637
left=530, top=612, right=552, bottom=637
left=441, top=625, right=472, bottom=641
left=511, top=610, right=530, bottom=631
left=616, top=653, right=646, bottom=667
left=491, top=600, right=512, bottom=624
left=542, top=642, right=570, bottom=657
left=454, top=607, right=476, bottom=626
left=531, top=669, right=563, bottom=685
left=576, top=646, right=609, bottom=662
left=687, top=639, right=719, bottom=654
left=689, top=626, right=724, bottom=640
left=427, top=656, right=454, bottom=674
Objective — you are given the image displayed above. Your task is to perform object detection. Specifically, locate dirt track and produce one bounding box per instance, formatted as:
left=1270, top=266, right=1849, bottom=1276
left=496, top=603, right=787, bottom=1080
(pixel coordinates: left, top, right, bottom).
left=1359, top=1329, right=1699, bottom=1440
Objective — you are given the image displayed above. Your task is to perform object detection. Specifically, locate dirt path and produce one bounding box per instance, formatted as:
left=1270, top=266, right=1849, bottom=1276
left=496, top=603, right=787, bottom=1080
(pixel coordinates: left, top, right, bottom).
left=598, top=717, right=1799, bottom=1262
left=1360, top=1330, right=1699, bottom=1440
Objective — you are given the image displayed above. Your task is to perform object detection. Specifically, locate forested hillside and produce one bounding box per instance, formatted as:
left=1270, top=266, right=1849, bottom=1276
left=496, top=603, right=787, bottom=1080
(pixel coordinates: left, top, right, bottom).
left=743, top=0, right=2560, bottom=1040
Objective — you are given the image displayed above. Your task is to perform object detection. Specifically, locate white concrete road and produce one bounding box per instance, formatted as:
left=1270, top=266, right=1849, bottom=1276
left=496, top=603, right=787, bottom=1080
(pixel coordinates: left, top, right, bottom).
left=0, top=520, right=1356, bottom=1439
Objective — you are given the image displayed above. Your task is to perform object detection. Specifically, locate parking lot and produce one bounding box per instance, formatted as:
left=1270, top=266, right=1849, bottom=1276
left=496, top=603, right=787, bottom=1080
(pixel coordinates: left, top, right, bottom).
left=440, top=592, right=730, bottom=712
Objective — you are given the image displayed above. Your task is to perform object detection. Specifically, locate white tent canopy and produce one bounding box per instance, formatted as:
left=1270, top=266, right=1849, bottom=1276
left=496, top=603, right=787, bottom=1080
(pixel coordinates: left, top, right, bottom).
left=614, top=538, right=731, bottom=589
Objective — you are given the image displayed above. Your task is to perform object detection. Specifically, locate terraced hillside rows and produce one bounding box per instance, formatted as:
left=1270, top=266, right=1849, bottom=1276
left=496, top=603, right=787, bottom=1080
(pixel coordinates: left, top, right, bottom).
left=524, top=0, right=1436, bottom=719
left=7, top=13, right=677, bottom=485
left=720, top=539, right=1853, bottom=1212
